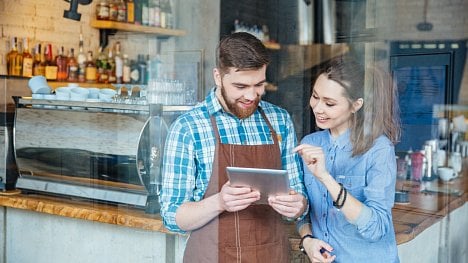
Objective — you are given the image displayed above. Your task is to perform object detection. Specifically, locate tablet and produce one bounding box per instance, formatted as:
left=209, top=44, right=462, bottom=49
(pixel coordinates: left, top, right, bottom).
left=226, top=166, right=290, bottom=204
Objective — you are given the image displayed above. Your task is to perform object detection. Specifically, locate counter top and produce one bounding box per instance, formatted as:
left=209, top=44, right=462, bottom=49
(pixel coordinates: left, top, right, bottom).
left=0, top=173, right=466, bottom=247
left=0, top=191, right=170, bottom=234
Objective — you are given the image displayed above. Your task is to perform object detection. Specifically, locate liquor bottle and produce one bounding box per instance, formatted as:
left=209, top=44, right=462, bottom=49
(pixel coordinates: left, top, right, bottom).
left=96, top=46, right=108, bottom=83
left=21, top=38, right=33, bottom=77
left=117, top=0, right=127, bottom=22
left=109, top=0, right=119, bottom=21
left=67, top=48, right=79, bottom=82
left=126, top=0, right=135, bottom=23
left=154, top=0, right=161, bottom=27
left=114, top=42, right=123, bottom=83
left=137, top=54, right=147, bottom=84
left=34, top=44, right=47, bottom=77
left=56, top=46, right=68, bottom=81
left=97, top=0, right=110, bottom=20
left=122, top=54, right=131, bottom=84
left=148, top=0, right=155, bottom=26
left=77, top=34, right=87, bottom=82
left=130, top=59, right=140, bottom=84
left=85, top=51, right=97, bottom=83
left=44, top=44, right=58, bottom=81
left=142, top=0, right=149, bottom=26
left=33, top=43, right=42, bottom=76
left=107, top=47, right=116, bottom=83
left=134, top=0, right=142, bottom=25
left=6, top=37, right=22, bottom=76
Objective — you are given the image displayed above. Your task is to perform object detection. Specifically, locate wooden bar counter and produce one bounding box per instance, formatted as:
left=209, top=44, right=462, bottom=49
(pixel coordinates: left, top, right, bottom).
left=0, top=168, right=466, bottom=262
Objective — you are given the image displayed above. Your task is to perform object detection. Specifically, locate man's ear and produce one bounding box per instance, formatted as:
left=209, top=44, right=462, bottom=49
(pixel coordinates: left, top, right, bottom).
left=213, top=68, right=222, bottom=87
left=353, top=98, right=363, bottom=113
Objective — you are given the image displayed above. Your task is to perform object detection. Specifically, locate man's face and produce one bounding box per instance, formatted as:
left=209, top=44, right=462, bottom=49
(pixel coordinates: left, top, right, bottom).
left=214, top=66, right=267, bottom=119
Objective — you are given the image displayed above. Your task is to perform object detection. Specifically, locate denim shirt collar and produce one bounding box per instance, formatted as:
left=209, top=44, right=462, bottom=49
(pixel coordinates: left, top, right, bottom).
left=328, top=129, right=353, bottom=152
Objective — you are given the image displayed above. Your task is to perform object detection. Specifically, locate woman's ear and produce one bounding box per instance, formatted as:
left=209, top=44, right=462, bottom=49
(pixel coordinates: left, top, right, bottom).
left=352, top=98, right=363, bottom=113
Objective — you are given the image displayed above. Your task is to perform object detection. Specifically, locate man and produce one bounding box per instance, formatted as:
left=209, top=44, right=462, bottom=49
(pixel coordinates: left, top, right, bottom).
left=160, top=32, right=308, bottom=262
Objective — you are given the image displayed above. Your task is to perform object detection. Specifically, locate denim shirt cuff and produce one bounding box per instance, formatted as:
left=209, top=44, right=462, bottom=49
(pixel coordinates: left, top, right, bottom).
left=350, top=204, right=372, bottom=227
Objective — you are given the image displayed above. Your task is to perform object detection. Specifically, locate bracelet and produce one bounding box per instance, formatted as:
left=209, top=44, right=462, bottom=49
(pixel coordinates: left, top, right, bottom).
left=299, top=234, right=314, bottom=255
left=332, top=183, right=344, bottom=208
left=335, top=188, right=348, bottom=209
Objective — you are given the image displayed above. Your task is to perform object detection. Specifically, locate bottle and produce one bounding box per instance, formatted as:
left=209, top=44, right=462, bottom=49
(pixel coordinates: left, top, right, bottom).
left=109, top=0, right=119, bottom=21
left=77, top=34, right=87, bottom=82
left=85, top=51, right=97, bottom=83
left=159, top=0, right=167, bottom=28
left=148, top=0, right=155, bottom=26
left=130, top=59, right=140, bottom=84
left=134, top=0, right=142, bottom=25
left=44, top=44, right=58, bottom=81
left=126, top=0, right=135, bottom=23
left=117, top=0, right=127, bottom=22
left=142, top=0, right=149, bottom=26
left=107, top=47, right=116, bottom=83
left=96, top=46, right=108, bottom=83
left=122, top=54, right=131, bottom=83
left=33, top=43, right=45, bottom=76
left=56, top=46, right=68, bottom=81
left=154, top=0, right=161, bottom=27
left=6, top=37, right=22, bottom=76
left=21, top=38, right=33, bottom=77
left=114, top=42, right=123, bottom=84
left=67, top=48, right=79, bottom=82
left=137, top=54, right=147, bottom=84
left=97, top=0, right=110, bottom=20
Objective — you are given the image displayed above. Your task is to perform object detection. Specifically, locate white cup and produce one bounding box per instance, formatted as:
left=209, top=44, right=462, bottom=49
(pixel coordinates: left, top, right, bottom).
left=28, top=76, right=51, bottom=94
left=438, top=167, right=457, bottom=182
left=99, top=88, right=117, bottom=102
left=70, top=87, right=89, bottom=101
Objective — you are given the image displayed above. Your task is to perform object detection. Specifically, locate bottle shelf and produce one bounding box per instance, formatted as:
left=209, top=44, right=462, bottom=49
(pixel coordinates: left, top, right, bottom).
left=90, top=19, right=186, bottom=37
left=47, top=81, right=114, bottom=89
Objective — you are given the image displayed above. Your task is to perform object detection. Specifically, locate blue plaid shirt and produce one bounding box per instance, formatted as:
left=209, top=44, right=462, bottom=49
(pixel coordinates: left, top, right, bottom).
left=160, top=88, right=306, bottom=233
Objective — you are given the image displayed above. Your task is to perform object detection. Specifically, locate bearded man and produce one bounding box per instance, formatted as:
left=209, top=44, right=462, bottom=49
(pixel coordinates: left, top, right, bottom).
left=160, top=32, right=308, bottom=263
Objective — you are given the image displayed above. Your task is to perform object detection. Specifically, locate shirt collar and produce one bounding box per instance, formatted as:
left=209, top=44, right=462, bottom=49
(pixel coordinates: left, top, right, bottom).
left=328, top=129, right=353, bottom=151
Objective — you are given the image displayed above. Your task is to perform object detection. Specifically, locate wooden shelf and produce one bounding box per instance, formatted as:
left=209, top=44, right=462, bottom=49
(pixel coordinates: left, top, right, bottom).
left=90, top=19, right=186, bottom=37
left=47, top=81, right=114, bottom=90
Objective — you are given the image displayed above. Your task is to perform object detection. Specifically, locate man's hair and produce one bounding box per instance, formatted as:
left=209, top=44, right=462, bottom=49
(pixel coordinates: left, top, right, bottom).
left=216, top=32, right=270, bottom=75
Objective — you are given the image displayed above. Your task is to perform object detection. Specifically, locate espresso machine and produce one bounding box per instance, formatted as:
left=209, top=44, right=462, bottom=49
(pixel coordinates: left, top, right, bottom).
left=13, top=97, right=190, bottom=213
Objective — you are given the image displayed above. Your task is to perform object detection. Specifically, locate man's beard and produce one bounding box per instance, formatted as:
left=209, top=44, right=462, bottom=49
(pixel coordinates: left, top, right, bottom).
left=220, top=84, right=260, bottom=119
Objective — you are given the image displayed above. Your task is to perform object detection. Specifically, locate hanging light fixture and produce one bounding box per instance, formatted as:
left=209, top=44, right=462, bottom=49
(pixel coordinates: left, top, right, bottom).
left=416, top=0, right=433, bottom=31
left=63, top=0, right=93, bottom=21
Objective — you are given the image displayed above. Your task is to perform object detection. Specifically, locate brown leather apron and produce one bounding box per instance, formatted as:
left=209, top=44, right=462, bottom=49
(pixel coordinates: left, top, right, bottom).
left=183, top=110, right=289, bottom=263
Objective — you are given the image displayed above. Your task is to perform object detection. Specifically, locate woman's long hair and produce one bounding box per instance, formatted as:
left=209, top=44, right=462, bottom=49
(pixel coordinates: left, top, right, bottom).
left=319, top=55, right=401, bottom=156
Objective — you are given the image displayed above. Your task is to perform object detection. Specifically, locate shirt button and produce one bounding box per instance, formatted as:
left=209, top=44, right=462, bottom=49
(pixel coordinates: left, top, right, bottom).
left=330, top=156, right=334, bottom=160
left=323, top=214, right=326, bottom=218
left=325, top=233, right=328, bottom=237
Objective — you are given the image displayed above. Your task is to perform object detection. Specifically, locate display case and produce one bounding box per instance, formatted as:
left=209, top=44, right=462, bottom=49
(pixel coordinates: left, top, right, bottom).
left=13, top=97, right=190, bottom=213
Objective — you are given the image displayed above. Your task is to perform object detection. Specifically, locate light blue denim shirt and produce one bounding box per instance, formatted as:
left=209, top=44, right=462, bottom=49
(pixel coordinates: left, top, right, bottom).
left=297, top=129, right=399, bottom=263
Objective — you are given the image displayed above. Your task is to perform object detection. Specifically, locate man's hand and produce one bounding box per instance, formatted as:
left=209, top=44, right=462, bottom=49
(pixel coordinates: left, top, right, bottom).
left=268, top=190, right=307, bottom=218
left=219, top=181, right=260, bottom=212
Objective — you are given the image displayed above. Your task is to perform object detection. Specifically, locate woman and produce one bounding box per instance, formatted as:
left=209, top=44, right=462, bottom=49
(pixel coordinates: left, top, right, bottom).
left=294, top=55, right=401, bottom=263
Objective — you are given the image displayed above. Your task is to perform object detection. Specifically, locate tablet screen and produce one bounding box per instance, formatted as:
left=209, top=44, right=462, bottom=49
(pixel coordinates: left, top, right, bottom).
left=226, top=166, right=290, bottom=204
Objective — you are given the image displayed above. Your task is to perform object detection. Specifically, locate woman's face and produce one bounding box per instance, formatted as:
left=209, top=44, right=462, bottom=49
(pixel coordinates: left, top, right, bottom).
left=310, top=74, right=361, bottom=138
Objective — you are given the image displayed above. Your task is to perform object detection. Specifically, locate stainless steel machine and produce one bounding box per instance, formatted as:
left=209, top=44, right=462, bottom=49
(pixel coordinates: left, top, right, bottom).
left=13, top=97, right=190, bottom=213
